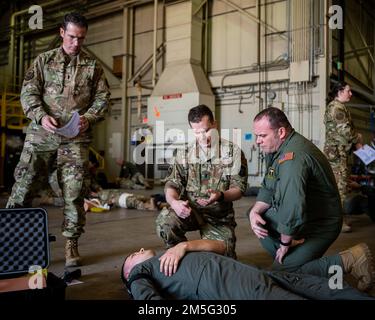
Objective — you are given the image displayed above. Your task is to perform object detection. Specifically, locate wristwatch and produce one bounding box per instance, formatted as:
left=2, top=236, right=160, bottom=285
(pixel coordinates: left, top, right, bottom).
left=217, top=191, right=225, bottom=203
left=279, top=239, right=292, bottom=246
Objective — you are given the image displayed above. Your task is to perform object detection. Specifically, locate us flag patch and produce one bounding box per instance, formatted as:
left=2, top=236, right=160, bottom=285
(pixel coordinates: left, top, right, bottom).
left=278, top=152, right=294, bottom=164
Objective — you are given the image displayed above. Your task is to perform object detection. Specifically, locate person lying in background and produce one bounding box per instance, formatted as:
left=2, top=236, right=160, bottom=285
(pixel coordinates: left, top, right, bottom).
left=84, top=189, right=167, bottom=212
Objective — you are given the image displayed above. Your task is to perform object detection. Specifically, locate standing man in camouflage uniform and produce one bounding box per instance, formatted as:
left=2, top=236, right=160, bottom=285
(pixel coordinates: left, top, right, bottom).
left=248, top=107, right=342, bottom=272
left=324, top=82, right=363, bottom=233
left=6, top=13, right=110, bottom=267
left=156, top=105, right=248, bottom=259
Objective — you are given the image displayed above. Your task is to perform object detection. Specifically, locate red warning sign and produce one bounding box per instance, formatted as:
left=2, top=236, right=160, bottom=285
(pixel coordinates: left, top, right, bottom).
left=162, top=93, right=182, bottom=100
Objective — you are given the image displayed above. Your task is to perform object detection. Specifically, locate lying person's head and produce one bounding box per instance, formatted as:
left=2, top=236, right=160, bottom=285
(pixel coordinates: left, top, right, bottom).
left=121, top=248, right=156, bottom=296
left=122, top=248, right=156, bottom=280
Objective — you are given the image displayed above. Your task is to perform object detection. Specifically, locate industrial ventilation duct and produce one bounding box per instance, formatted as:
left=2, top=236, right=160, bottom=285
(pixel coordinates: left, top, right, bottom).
left=147, top=0, right=215, bottom=146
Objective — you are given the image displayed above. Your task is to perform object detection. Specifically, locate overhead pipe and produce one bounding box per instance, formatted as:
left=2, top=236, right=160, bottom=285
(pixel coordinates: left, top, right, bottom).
left=204, top=0, right=209, bottom=73
left=256, top=0, right=263, bottom=177
left=264, top=0, right=268, bottom=108
left=136, top=82, right=143, bottom=123
left=337, top=0, right=345, bottom=81
left=122, top=6, right=131, bottom=161
left=19, top=17, right=24, bottom=82
left=152, top=0, right=158, bottom=87
left=128, top=4, right=135, bottom=80
left=309, top=0, right=312, bottom=63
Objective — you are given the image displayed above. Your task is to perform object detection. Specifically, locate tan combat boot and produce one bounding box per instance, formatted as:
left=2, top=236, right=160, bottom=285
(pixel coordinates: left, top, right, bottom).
left=65, top=238, right=82, bottom=267
left=340, top=243, right=375, bottom=291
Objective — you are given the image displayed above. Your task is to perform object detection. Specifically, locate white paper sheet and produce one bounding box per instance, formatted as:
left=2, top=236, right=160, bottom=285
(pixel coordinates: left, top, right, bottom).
left=55, top=112, right=80, bottom=138
left=354, top=144, right=375, bottom=166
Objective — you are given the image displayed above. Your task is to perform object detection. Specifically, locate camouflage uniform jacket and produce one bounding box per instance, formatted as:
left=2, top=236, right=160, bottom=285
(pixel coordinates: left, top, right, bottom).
left=324, top=100, right=359, bottom=162
left=257, top=130, right=342, bottom=236
left=21, top=46, right=110, bottom=143
left=164, top=139, right=248, bottom=224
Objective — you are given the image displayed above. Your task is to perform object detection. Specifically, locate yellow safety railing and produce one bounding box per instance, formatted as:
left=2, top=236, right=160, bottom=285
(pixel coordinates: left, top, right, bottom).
left=89, top=146, right=105, bottom=170
left=0, top=76, right=26, bottom=188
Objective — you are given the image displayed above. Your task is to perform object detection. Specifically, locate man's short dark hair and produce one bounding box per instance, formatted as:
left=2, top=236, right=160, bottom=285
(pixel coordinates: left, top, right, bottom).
left=120, top=254, right=156, bottom=299
left=254, top=107, right=292, bottom=131
left=121, top=254, right=130, bottom=286
left=188, top=105, right=214, bottom=124
left=62, top=12, right=88, bottom=30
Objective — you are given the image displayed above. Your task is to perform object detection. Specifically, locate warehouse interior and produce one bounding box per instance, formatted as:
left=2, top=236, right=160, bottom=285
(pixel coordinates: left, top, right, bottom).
left=1, top=0, right=375, bottom=301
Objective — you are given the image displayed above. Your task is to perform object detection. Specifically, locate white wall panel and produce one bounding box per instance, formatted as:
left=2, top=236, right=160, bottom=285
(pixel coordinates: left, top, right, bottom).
left=210, top=14, right=228, bottom=71
left=86, top=40, right=122, bottom=87
left=85, top=13, right=123, bottom=44
left=218, top=97, right=263, bottom=186
left=134, top=31, right=154, bottom=74
left=210, top=0, right=287, bottom=72
left=240, top=8, right=258, bottom=67
left=135, top=4, right=159, bottom=34
left=264, top=1, right=287, bottom=61
left=133, top=4, right=164, bottom=83
left=226, top=12, right=242, bottom=69
left=83, top=13, right=123, bottom=88
left=166, top=1, right=191, bottom=27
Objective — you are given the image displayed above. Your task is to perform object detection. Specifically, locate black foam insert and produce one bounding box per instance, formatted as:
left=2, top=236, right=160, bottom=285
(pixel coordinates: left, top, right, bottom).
left=0, top=208, right=50, bottom=276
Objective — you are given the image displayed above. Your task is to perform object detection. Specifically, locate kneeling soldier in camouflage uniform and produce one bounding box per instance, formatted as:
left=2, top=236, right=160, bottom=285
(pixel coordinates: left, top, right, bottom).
left=156, top=105, right=248, bottom=259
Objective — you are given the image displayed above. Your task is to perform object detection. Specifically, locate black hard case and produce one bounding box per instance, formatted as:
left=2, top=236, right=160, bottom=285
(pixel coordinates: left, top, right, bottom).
left=0, top=208, right=66, bottom=300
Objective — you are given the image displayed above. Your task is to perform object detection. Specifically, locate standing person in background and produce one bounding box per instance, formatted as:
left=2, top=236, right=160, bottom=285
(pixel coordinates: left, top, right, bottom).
left=324, top=82, right=363, bottom=233
left=6, top=12, right=111, bottom=267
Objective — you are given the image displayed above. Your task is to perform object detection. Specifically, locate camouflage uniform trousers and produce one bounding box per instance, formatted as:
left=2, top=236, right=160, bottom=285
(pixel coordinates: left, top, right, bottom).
left=97, top=189, right=148, bottom=209
left=155, top=206, right=237, bottom=258
left=328, top=157, right=349, bottom=206
left=6, top=132, right=90, bottom=239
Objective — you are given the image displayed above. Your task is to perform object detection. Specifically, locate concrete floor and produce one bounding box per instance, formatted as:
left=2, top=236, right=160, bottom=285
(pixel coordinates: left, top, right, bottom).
left=1, top=187, right=375, bottom=300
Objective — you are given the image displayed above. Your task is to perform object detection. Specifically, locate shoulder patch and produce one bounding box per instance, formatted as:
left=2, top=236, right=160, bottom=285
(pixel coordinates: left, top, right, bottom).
left=24, top=68, right=34, bottom=81
left=278, top=152, right=294, bottom=164
left=334, top=110, right=346, bottom=121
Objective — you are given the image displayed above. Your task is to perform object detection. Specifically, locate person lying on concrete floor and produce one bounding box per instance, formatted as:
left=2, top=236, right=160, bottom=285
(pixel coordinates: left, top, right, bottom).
left=84, top=189, right=165, bottom=212
left=121, top=239, right=375, bottom=300
left=37, top=187, right=166, bottom=212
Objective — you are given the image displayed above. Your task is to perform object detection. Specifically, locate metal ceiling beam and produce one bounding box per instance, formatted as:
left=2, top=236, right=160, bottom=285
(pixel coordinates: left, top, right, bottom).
left=217, top=0, right=287, bottom=40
